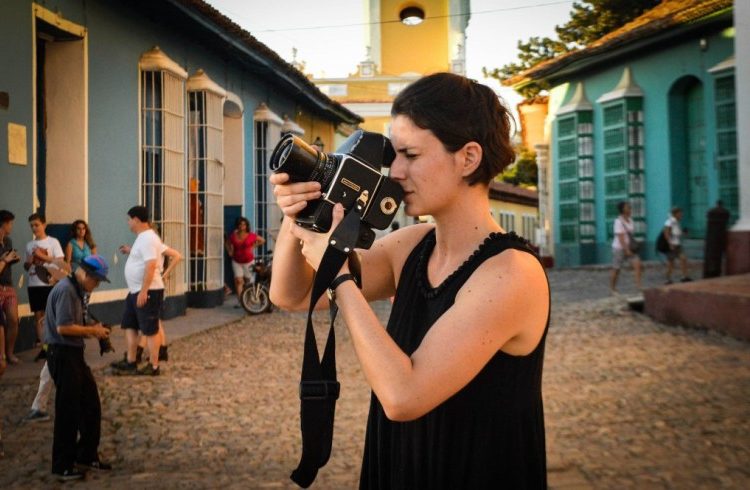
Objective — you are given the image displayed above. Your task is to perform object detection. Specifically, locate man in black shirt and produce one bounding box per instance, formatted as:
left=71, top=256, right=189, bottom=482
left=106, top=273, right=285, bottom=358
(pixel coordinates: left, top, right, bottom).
left=44, top=254, right=112, bottom=481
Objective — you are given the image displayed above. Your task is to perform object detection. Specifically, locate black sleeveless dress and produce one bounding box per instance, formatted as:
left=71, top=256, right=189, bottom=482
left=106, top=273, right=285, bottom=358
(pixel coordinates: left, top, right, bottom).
left=360, top=229, right=549, bottom=489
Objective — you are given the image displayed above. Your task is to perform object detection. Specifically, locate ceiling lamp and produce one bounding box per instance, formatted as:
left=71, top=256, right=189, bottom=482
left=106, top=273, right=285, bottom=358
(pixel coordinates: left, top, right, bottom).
left=400, top=7, right=425, bottom=26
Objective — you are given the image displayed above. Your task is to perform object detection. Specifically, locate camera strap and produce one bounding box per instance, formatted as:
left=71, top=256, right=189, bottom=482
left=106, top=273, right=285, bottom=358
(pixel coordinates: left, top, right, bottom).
left=291, top=204, right=364, bottom=488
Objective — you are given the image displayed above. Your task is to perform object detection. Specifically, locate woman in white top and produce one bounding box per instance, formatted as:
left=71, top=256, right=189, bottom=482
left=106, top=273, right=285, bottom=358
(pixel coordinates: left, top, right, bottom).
left=610, top=201, right=642, bottom=293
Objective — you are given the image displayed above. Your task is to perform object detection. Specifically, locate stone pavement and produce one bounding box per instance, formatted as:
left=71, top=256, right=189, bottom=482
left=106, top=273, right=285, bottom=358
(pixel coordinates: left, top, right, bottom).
left=1, top=266, right=748, bottom=489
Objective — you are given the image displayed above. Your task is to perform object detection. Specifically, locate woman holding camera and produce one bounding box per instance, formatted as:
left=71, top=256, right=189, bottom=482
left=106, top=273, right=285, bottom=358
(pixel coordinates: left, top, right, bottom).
left=270, top=73, right=550, bottom=488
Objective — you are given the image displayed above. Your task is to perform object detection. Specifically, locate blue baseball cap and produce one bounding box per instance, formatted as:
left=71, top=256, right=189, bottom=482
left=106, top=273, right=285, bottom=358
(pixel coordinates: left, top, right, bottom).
left=80, top=254, right=110, bottom=282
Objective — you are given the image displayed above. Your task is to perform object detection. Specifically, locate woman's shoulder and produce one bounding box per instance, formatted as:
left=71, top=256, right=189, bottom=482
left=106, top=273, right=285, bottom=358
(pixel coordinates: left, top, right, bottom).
left=376, top=223, right=434, bottom=253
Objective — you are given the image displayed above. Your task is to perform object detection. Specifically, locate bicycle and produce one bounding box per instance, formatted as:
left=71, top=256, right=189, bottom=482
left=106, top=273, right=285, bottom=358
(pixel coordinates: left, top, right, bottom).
left=240, top=255, right=273, bottom=315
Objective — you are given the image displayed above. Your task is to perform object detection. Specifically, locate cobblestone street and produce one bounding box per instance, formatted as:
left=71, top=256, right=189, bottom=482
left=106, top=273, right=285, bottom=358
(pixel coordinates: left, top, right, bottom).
left=1, top=266, right=749, bottom=489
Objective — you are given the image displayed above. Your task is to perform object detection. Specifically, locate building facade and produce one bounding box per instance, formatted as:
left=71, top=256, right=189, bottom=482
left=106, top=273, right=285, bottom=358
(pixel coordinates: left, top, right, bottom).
left=511, top=0, right=738, bottom=267
left=0, top=0, right=361, bottom=349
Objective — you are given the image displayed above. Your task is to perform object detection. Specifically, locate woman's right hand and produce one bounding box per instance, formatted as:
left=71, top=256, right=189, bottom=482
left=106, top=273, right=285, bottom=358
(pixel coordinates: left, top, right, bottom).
left=270, top=173, right=322, bottom=218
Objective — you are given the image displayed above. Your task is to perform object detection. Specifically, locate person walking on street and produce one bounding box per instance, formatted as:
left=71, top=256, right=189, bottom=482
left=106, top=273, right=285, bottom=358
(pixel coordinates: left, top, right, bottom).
left=44, top=254, right=113, bottom=481
left=110, top=206, right=165, bottom=376
left=662, top=207, right=692, bottom=284
left=610, top=201, right=642, bottom=293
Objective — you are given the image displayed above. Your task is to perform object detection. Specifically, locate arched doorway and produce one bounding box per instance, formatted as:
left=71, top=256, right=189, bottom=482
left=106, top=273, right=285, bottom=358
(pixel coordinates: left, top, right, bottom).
left=669, top=76, right=708, bottom=239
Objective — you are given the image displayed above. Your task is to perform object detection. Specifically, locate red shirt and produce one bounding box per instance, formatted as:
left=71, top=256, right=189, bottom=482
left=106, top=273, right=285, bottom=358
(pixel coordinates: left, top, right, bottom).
left=229, top=231, right=257, bottom=264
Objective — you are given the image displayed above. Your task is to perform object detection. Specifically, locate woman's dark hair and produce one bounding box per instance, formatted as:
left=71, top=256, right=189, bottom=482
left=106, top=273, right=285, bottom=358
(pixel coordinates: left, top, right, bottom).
left=70, top=219, right=96, bottom=249
left=391, top=72, right=515, bottom=185
left=234, top=216, right=251, bottom=232
left=617, top=201, right=629, bottom=214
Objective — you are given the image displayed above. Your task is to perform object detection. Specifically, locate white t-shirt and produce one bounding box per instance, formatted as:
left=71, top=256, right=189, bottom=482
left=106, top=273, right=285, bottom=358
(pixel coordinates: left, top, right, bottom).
left=25, top=236, right=64, bottom=287
left=664, top=216, right=682, bottom=246
left=612, top=217, right=634, bottom=250
left=124, top=229, right=165, bottom=293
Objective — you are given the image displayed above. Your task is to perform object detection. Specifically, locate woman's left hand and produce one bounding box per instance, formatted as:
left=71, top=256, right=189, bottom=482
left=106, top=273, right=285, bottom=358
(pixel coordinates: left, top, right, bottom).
left=290, top=203, right=345, bottom=271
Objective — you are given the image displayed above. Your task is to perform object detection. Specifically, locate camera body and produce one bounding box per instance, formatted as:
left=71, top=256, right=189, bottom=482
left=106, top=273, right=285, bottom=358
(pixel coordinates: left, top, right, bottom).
left=270, top=130, right=403, bottom=249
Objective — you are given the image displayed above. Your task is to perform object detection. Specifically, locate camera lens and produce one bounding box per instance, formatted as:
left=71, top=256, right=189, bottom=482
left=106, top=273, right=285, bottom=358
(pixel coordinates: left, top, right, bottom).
left=270, top=135, right=338, bottom=189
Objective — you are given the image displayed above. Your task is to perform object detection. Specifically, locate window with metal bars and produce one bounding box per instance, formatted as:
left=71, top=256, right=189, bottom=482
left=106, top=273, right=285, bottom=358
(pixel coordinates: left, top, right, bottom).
left=188, top=88, right=224, bottom=292
left=140, top=67, right=186, bottom=296
left=556, top=111, right=594, bottom=244
left=602, top=98, right=645, bottom=240
left=253, top=120, right=282, bottom=260
left=714, top=73, right=738, bottom=222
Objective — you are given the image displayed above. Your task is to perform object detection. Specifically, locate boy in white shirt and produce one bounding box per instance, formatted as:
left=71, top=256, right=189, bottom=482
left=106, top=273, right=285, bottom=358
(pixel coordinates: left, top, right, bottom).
left=110, top=206, right=165, bottom=376
left=24, top=213, right=67, bottom=351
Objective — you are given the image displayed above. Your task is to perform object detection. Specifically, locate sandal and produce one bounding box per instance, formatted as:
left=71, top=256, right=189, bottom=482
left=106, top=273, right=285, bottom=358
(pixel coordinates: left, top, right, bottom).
left=7, top=356, right=21, bottom=365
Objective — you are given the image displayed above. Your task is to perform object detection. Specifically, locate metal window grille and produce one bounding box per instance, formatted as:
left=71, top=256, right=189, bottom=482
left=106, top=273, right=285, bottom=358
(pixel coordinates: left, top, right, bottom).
left=714, top=73, right=738, bottom=221
left=556, top=111, right=594, bottom=244
left=141, top=69, right=186, bottom=296
left=254, top=120, right=282, bottom=260
left=602, top=98, right=645, bottom=241
left=188, top=90, right=224, bottom=291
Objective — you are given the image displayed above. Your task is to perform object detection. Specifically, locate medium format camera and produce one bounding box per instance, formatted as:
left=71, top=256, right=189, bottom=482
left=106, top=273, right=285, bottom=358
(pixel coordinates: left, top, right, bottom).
left=269, top=130, right=403, bottom=249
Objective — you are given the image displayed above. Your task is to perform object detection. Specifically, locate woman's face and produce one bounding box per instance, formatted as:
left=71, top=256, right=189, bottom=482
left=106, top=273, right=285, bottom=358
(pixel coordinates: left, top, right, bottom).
left=238, top=221, right=248, bottom=232
left=388, top=115, right=464, bottom=217
left=76, top=223, right=87, bottom=238
left=621, top=204, right=632, bottom=217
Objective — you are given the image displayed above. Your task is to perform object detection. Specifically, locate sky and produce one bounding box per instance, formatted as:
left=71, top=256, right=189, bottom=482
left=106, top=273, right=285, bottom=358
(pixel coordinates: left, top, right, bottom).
left=207, top=0, right=576, bottom=109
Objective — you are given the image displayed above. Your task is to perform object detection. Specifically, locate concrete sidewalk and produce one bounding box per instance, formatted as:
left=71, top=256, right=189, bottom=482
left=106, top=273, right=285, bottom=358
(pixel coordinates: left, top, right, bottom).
left=0, top=302, right=246, bottom=383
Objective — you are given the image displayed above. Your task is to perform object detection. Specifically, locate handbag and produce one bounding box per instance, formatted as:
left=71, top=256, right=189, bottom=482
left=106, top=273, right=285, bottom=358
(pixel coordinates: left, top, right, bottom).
left=618, top=218, right=641, bottom=254
left=655, top=232, right=670, bottom=254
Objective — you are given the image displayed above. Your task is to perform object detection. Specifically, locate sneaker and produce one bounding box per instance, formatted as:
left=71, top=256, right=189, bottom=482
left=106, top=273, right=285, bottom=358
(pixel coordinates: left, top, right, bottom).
left=664, top=279, right=673, bottom=285
left=680, top=277, right=693, bottom=282
left=53, top=468, right=85, bottom=482
left=110, top=358, right=137, bottom=375
left=77, top=459, right=112, bottom=471
left=23, top=409, right=50, bottom=423
left=34, top=349, right=47, bottom=361
left=158, top=345, right=169, bottom=362
left=136, top=364, right=160, bottom=376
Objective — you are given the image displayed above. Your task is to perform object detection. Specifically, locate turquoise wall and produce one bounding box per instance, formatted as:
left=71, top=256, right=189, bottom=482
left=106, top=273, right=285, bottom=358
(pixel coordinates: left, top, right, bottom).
left=551, top=26, right=735, bottom=266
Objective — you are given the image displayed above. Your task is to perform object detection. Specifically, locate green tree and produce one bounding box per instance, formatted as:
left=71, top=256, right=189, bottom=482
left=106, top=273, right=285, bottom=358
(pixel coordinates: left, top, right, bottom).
left=499, top=147, right=538, bottom=187
left=484, top=0, right=659, bottom=98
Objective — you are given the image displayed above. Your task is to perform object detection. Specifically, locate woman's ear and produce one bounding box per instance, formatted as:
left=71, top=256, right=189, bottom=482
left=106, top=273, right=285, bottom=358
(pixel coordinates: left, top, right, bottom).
left=458, top=141, right=483, bottom=177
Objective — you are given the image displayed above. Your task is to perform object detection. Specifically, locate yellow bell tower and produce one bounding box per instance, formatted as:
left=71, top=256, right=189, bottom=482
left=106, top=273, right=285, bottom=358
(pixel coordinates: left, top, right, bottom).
left=314, top=0, right=470, bottom=136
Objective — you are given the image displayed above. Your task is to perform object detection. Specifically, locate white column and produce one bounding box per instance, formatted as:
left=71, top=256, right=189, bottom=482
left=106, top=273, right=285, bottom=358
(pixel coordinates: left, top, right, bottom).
left=734, top=1, right=750, bottom=231
left=535, top=144, right=551, bottom=257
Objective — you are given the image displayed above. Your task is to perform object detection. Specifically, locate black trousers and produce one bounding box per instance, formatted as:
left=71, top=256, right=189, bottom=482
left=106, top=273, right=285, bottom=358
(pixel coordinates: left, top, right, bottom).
left=47, top=344, right=101, bottom=472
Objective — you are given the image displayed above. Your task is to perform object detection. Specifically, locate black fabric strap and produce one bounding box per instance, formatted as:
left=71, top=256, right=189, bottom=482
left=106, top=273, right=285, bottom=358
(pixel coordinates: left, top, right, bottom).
left=290, top=205, right=364, bottom=488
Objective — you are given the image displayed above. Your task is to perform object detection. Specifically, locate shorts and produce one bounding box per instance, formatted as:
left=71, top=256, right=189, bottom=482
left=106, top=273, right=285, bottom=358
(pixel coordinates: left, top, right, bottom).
left=612, top=249, right=637, bottom=270
left=121, top=289, right=164, bottom=336
left=0, top=285, right=17, bottom=312
left=232, top=260, right=254, bottom=279
left=28, top=286, right=53, bottom=313
left=666, top=245, right=683, bottom=261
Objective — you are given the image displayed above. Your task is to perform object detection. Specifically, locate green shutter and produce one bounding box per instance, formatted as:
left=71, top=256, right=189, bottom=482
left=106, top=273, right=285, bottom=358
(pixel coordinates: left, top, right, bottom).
left=714, top=73, right=738, bottom=221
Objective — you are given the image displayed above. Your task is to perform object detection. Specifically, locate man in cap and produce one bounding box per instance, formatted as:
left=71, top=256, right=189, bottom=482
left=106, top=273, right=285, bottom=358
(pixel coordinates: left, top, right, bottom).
left=44, top=254, right=112, bottom=481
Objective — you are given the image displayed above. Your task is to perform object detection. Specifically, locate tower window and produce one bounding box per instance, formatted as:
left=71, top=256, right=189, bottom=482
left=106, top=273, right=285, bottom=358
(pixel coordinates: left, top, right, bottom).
left=400, top=7, right=425, bottom=26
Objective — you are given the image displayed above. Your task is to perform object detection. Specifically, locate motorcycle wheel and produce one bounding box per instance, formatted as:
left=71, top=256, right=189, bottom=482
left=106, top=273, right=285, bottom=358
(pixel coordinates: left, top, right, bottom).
left=241, top=283, right=271, bottom=315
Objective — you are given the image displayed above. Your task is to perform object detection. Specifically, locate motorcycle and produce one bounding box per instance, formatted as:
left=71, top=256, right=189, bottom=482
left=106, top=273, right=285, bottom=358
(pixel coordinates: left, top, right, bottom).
left=240, top=255, right=273, bottom=314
